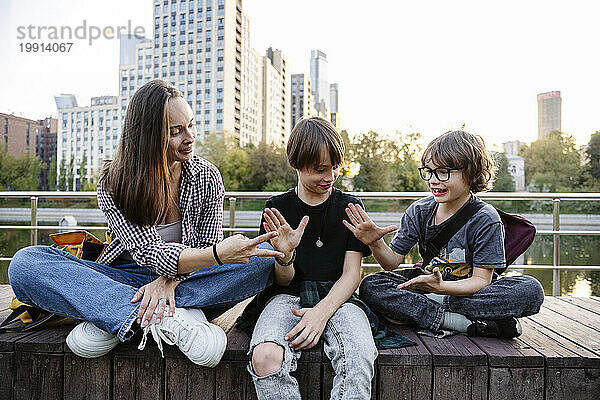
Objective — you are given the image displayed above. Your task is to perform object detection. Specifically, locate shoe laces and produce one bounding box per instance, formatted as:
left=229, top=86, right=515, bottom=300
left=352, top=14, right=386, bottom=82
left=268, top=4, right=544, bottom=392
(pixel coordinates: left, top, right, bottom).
left=137, top=311, right=195, bottom=357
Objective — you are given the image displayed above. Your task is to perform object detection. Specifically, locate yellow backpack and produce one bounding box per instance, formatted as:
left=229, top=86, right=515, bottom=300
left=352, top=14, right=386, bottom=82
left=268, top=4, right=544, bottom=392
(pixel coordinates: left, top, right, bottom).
left=0, top=230, right=110, bottom=333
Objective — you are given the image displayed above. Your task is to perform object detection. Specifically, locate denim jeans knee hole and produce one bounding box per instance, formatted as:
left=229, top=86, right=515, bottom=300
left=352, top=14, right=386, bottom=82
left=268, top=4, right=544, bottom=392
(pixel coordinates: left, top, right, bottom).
left=248, top=340, right=293, bottom=379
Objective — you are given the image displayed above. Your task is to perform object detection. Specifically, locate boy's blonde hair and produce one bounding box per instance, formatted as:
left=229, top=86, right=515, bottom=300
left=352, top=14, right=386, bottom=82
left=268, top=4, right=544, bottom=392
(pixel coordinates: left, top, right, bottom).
left=421, top=130, right=496, bottom=193
left=287, top=117, right=344, bottom=170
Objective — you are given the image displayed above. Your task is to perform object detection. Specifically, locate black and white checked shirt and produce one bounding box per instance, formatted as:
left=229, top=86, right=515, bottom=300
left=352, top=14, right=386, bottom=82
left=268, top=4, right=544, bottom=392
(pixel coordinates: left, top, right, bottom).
left=97, top=155, right=225, bottom=280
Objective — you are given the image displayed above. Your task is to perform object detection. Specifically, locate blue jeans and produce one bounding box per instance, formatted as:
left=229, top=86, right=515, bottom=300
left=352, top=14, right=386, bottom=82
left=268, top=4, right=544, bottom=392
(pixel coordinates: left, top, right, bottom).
left=248, top=294, right=377, bottom=400
left=359, top=269, right=545, bottom=331
left=8, top=245, right=275, bottom=341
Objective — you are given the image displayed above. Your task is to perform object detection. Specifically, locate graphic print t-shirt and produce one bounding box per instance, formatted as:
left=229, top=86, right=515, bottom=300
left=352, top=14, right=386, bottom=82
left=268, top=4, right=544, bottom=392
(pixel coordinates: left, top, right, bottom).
left=389, top=195, right=506, bottom=280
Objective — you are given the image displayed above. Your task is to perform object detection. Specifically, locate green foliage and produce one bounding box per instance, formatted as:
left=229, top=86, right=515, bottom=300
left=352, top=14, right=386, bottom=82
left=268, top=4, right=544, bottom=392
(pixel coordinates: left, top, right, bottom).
left=58, top=157, right=66, bottom=191
left=48, top=155, right=57, bottom=190
left=196, top=135, right=296, bottom=191
left=66, top=155, right=75, bottom=191
left=491, top=152, right=515, bottom=192
left=521, top=131, right=582, bottom=192
left=0, top=150, right=43, bottom=190
left=586, top=131, right=600, bottom=178
left=245, top=143, right=296, bottom=190
left=80, top=153, right=89, bottom=191
left=351, top=130, right=425, bottom=192
left=220, top=148, right=250, bottom=191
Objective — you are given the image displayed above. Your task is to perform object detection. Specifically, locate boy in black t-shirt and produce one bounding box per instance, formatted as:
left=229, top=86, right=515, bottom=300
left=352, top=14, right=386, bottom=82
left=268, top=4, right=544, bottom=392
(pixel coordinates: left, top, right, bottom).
left=246, top=117, right=377, bottom=399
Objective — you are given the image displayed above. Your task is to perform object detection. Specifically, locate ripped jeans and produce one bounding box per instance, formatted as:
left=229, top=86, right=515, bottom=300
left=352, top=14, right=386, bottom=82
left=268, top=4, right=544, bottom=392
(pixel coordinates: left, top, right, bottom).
left=247, top=294, right=377, bottom=400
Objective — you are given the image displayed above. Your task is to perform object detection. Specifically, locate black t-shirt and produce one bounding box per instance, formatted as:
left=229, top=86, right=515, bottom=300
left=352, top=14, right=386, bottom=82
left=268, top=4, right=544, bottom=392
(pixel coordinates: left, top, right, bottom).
left=260, top=188, right=371, bottom=294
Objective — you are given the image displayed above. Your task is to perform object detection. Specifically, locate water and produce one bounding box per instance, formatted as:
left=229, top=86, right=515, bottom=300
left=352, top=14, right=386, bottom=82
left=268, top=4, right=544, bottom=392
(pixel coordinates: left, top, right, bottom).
left=1, top=227, right=599, bottom=296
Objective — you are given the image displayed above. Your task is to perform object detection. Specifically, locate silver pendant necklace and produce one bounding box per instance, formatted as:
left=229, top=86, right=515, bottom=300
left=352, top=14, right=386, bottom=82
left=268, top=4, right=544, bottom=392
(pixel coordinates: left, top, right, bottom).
left=295, top=188, right=332, bottom=248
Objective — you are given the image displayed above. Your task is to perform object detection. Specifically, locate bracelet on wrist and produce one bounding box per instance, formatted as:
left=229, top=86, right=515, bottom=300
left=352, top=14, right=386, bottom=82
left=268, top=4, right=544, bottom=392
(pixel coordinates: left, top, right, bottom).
left=212, top=243, right=223, bottom=266
left=275, top=248, right=296, bottom=266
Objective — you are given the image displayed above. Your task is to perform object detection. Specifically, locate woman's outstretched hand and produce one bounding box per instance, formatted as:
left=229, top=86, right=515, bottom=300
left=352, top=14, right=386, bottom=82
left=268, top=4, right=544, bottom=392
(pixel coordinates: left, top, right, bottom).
left=343, top=203, right=397, bottom=245
left=215, top=231, right=285, bottom=265
left=263, top=207, right=309, bottom=261
left=131, top=276, right=180, bottom=327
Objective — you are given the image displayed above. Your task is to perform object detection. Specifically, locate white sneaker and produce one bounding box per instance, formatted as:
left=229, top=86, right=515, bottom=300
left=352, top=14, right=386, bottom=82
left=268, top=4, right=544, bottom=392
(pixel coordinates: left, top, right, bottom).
left=138, top=307, right=227, bottom=367
left=66, top=321, right=120, bottom=358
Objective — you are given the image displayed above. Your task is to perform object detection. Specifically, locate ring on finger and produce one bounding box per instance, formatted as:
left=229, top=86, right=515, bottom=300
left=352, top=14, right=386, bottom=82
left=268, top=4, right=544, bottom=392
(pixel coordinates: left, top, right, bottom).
left=158, top=297, right=167, bottom=301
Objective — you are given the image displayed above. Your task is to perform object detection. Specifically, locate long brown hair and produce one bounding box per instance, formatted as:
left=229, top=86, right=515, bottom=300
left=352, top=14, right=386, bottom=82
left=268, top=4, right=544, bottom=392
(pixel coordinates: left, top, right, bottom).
left=100, top=80, right=182, bottom=226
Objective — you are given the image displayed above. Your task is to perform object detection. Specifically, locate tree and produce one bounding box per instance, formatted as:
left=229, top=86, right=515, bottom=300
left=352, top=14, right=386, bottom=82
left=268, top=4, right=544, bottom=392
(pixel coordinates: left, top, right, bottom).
left=351, top=131, right=394, bottom=192
left=245, top=143, right=296, bottom=191
left=58, top=157, right=67, bottom=191
left=219, top=147, right=250, bottom=191
left=521, top=131, right=582, bottom=192
left=351, top=130, right=425, bottom=192
left=66, top=155, right=75, bottom=191
left=585, top=131, right=600, bottom=180
left=389, top=131, right=427, bottom=192
left=48, top=155, right=57, bottom=190
left=80, top=152, right=88, bottom=191
left=491, top=152, right=515, bottom=192
left=0, top=150, right=43, bottom=190
left=334, top=130, right=353, bottom=190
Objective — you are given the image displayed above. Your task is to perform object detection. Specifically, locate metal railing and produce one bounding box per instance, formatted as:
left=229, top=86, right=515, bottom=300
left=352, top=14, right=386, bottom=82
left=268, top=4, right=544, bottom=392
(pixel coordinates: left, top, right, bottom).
left=2, top=191, right=600, bottom=296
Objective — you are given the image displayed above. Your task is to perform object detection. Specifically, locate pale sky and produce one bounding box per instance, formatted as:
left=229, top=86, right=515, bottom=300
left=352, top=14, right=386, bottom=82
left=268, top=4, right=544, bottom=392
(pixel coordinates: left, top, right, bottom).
left=1, top=0, right=599, bottom=149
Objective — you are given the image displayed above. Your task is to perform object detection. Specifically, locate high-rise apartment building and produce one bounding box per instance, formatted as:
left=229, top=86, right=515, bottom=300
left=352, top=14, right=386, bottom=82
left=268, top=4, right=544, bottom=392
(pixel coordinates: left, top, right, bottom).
left=537, top=91, right=561, bottom=139
left=262, top=47, right=290, bottom=147
left=56, top=96, right=121, bottom=190
left=291, top=74, right=317, bottom=129
left=310, top=50, right=329, bottom=118
left=240, top=13, right=262, bottom=146
left=151, top=0, right=242, bottom=140
left=55, top=1, right=288, bottom=186
left=329, top=83, right=339, bottom=128
left=118, top=0, right=243, bottom=141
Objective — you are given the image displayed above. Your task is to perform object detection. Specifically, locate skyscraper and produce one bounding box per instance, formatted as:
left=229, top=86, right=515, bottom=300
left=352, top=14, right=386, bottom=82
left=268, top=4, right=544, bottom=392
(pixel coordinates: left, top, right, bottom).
left=329, top=83, right=339, bottom=128
left=537, top=91, right=561, bottom=139
left=262, top=47, right=290, bottom=147
left=310, top=50, right=329, bottom=118
left=291, top=74, right=318, bottom=129
left=240, top=12, right=262, bottom=147
left=55, top=1, right=282, bottom=186
left=122, top=0, right=243, bottom=141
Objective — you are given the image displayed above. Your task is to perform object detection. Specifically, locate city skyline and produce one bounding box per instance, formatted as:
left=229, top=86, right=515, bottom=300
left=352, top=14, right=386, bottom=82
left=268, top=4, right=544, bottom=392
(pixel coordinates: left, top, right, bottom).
left=2, top=0, right=600, bottom=149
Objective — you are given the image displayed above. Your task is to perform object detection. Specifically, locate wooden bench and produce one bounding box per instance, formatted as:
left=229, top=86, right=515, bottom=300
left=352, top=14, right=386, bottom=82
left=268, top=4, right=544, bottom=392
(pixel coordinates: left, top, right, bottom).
left=1, top=285, right=599, bottom=399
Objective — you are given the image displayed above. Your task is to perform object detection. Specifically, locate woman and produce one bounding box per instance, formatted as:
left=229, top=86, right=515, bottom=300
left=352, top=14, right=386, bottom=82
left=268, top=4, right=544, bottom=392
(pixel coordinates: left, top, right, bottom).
left=8, top=80, right=284, bottom=367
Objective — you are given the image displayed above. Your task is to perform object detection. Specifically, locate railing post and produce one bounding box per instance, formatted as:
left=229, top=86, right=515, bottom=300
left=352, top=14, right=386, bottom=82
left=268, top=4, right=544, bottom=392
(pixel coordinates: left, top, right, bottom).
left=552, top=198, right=560, bottom=296
left=30, top=196, right=38, bottom=245
left=229, top=197, right=236, bottom=237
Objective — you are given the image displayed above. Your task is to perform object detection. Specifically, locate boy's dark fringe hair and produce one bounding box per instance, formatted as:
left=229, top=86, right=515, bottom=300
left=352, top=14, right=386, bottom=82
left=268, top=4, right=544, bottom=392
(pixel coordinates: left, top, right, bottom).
left=421, top=130, right=496, bottom=193
left=287, top=117, right=344, bottom=170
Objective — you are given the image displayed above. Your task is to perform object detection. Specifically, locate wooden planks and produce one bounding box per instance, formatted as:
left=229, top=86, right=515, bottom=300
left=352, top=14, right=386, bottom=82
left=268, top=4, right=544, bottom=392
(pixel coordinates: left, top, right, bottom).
left=420, top=333, right=488, bottom=400
left=377, top=326, right=432, bottom=400
left=519, top=297, right=600, bottom=400
left=0, top=288, right=599, bottom=400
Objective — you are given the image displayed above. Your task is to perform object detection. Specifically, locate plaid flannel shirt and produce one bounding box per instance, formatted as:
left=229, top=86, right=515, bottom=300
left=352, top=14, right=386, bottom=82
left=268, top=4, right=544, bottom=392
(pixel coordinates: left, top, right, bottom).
left=97, top=155, right=225, bottom=280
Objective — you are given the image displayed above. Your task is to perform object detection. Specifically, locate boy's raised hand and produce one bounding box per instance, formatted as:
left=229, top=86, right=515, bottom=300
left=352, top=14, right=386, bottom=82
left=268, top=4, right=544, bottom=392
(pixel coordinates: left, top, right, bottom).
left=343, top=203, right=398, bottom=245
left=397, top=267, right=445, bottom=293
left=263, top=208, right=309, bottom=257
